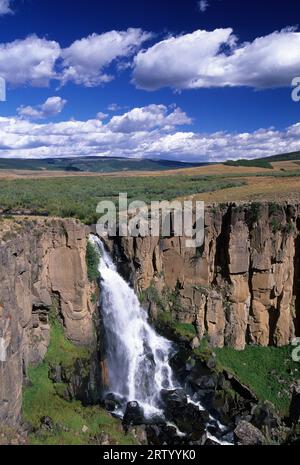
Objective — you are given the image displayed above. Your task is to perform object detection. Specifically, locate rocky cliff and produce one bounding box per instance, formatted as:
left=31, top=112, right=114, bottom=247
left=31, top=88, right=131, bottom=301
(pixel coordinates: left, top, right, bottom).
left=0, top=218, right=96, bottom=427
left=1, top=202, right=299, bottom=437
left=108, top=202, right=300, bottom=351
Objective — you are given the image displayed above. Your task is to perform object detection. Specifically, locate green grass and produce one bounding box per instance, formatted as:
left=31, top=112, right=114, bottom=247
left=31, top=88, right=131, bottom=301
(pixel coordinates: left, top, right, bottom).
left=157, top=312, right=298, bottom=417
left=2, top=170, right=300, bottom=225
left=155, top=305, right=297, bottom=417
left=23, top=363, right=137, bottom=445
left=214, top=345, right=298, bottom=416
left=0, top=175, right=245, bottom=224
left=156, top=311, right=197, bottom=342
left=172, top=322, right=197, bottom=340
left=23, top=311, right=137, bottom=445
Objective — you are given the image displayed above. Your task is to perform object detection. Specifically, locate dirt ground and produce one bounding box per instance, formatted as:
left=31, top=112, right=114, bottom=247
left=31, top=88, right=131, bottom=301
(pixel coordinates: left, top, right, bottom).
left=188, top=176, right=300, bottom=204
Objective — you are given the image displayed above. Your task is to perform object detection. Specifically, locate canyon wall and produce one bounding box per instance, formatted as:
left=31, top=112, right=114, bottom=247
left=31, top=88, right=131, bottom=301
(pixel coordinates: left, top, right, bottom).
left=110, top=202, right=300, bottom=351
left=1, top=202, right=300, bottom=429
left=0, top=218, right=96, bottom=427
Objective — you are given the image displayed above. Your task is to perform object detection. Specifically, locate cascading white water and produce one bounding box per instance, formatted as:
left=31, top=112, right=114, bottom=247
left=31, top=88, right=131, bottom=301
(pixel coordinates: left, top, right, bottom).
left=90, top=235, right=177, bottom=418
left=89, top=235, right=233, bottom=445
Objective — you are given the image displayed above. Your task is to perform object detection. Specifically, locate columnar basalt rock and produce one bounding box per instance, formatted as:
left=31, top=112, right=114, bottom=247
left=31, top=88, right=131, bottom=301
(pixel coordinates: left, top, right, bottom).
left=1, top=203, right=300, bottom=431
left=111, top=202, right=300, bottom=351
left=0, top=218, right=96, bottom=427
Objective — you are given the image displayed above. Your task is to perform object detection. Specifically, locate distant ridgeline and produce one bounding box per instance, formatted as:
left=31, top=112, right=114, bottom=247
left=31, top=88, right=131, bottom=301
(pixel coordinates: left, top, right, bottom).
left=224, top=151, right=300, bottom=169
left=0, top=157, right=207, bottom=173
left=1, top=151, right=300, bottom=173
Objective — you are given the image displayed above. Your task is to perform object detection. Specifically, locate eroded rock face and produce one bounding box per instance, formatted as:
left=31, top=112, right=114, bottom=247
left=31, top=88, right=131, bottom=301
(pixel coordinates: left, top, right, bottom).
left=110, top=202, right=300, bottom=351
left=0, top=218, right=96, bottom=427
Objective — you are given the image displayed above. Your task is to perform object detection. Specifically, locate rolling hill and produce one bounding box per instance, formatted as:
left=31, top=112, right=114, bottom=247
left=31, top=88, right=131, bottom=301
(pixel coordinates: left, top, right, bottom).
left=0, top=157, right=208, bottom=173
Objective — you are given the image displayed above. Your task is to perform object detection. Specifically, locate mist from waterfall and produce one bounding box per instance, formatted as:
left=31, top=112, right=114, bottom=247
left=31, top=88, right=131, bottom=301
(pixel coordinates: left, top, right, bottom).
left=90, top=235, right=177, bottom=418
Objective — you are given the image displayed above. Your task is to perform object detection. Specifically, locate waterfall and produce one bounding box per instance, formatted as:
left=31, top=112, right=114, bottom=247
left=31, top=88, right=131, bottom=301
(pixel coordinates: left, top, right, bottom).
left=90, top=235, right=177, bottom=418
left=89, top=236, right=233, bottom=445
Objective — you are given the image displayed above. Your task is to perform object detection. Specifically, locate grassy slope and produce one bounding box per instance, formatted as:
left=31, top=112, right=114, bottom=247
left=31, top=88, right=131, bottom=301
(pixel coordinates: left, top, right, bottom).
left=156, top=317, right=297, bottom=416
left=224, top=151, right=300, bottom=165
left=214, top=345, right=298, bottom=416
left=23, top=315, right=137, bottom=445
left=224, top=159, right=273, bottom=169
left=261, top=151, right=300, bottom=163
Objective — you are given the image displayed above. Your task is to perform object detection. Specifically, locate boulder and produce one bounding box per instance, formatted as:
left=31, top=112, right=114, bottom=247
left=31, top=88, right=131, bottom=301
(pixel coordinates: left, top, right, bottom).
left=162, top=389, right=209, bottom=437
left=251, top=401, right=280, bottom=433
left=161, top=388, right=187, bottom=408
left=234, top=420, right=266, bottom=445
left=123, top=401, right=145, bottom=426
left=146, top=424, right=186, bottom=446
left=104, top=393, right=124, bottom=413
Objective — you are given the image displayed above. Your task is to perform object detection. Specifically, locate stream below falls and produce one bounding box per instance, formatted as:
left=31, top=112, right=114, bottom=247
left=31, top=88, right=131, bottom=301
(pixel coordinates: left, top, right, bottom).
left=90, top=235, right=233, bottom=445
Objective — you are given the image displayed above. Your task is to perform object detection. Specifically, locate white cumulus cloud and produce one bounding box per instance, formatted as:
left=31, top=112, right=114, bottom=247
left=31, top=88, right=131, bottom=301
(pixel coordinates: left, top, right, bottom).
left=0, top=35, right=60, bottom=86
left=17, top=96, right=67, bottom=119
left=1, top=26, right=299, bottom=92
left=0, top=104, right=299, bottom=161
left=133, top=27, right=300, bottom=91
left=60, top=28, right=152, bottom=86
left=0, top=29, right=151, bottom=88
left=108, top=104, right=192, bottom=133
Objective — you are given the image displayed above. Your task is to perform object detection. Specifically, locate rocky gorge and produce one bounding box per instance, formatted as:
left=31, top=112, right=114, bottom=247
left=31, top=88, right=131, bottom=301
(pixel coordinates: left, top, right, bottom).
left=0, top=202, right=299, bottom=445
left=106, top=201, right=300, bottom=350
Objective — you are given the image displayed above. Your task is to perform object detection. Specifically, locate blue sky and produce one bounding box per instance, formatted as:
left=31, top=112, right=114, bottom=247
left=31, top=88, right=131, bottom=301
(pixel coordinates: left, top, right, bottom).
left=0, top=0, right=300, bottom=161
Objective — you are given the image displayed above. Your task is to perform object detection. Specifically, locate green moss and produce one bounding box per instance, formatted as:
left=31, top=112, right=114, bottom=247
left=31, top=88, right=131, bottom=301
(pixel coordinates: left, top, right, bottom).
left=249, top=202, right=261, bottom=223
left=193, top=336, right=211, bottom=356
left=91, top=291, right=98, bottom=305
left=270, top=217, right=281, bottom=234
left=172, top=322, right=197, bottom=341
left=46, top=314, right=90, bottom=368
left=156, top=310, right=197, bottom=343
left=286, top=220, right=294, bottom=234
left=156, top=310, right=172, bottom=324
left=268, top=202, right=280, bottom=216
left=86, top=241, right=100, bottom=282
left=267, top=203, right=285, bottom=233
